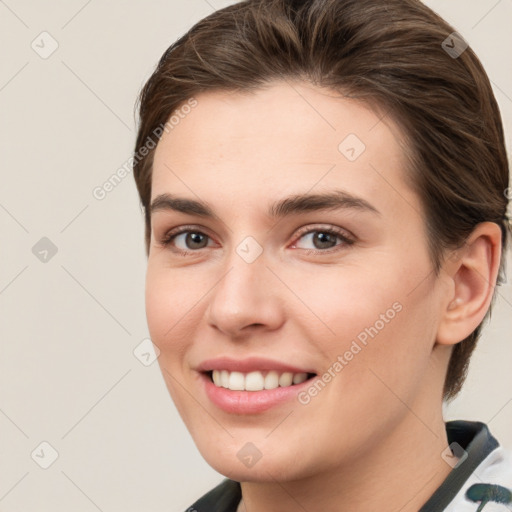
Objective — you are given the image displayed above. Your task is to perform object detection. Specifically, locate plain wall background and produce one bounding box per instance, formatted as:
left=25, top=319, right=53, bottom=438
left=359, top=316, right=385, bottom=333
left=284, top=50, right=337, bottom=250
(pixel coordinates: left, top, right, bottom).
left=0, top=1, right=511, bottom=510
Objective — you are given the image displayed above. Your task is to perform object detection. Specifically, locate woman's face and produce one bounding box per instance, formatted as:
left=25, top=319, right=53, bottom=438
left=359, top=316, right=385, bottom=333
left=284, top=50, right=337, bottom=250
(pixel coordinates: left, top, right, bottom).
left=145, top=81, right=451, bottom=481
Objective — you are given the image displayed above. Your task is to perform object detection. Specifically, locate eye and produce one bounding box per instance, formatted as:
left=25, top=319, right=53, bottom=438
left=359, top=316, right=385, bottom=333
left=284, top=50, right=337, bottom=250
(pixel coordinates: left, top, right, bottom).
left=157, top=225, right=355, bottom=255
left=174, top=231, right=210, bottom=250
left=158, top=227, right=214, bottom=253
left=292, top=226, right=354, bottom=252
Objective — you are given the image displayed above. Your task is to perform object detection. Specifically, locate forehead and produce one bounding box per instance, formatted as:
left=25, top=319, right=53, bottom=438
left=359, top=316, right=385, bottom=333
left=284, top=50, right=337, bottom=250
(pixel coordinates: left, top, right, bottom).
left=151, top=81, right=416, bottom=216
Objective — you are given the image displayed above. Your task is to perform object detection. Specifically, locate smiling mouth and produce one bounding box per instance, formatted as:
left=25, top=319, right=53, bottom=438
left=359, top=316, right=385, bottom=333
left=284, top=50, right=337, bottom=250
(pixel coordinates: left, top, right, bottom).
left=205, top=370, right=317, bottom=392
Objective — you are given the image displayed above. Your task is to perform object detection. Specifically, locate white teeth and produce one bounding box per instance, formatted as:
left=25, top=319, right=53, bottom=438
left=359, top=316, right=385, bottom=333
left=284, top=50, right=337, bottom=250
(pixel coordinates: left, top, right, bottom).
left=264, top=370, right=279, bottom=390
left=220, top=370, right=229, bottom=388
left=293, top=372, right=308, bottom=384
left=209, top=370, right=311, bottom=391
left=228, top=371, right=245, bottom=391
left=245, top=371, right=264, bottom=391
left=278, top=372, right=293, bottom=387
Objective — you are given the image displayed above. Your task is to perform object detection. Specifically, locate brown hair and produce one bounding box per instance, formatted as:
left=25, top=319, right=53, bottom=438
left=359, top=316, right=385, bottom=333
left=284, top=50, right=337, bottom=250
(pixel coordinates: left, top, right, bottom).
left=132, top=0, right=511, bottom=400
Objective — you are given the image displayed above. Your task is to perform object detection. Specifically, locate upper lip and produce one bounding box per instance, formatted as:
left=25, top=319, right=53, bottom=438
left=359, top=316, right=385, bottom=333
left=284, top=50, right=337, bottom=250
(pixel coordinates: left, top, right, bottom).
left=197, top=356, right=316, bottom=374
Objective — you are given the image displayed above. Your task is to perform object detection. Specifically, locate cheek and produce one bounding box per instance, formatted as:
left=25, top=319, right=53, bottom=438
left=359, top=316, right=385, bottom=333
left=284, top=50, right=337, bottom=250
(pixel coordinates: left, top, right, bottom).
left=289, top=259, right=437, bottom=377
left=145, top=266, right=199, bottom=414
left=330, top=287, right=439, bottom=409
left=283, top=264, right=403, bottom=349
left=145, top=268, right=171, bottom=341
left=145, top=264, right=196, bottom=350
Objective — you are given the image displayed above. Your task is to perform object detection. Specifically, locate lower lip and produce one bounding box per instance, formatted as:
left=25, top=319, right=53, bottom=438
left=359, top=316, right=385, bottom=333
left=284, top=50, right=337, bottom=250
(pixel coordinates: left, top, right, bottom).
left=200, top=372, right=315, bottom=414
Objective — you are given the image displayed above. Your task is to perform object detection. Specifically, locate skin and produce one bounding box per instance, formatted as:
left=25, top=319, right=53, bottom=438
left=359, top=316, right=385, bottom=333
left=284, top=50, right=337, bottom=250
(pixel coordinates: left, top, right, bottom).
left=145, top=81, right=502, bottom=512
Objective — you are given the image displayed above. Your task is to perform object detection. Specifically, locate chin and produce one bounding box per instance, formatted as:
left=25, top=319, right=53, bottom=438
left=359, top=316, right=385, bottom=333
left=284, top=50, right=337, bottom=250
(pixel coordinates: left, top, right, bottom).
left=195, top=435, right=315, bottom=483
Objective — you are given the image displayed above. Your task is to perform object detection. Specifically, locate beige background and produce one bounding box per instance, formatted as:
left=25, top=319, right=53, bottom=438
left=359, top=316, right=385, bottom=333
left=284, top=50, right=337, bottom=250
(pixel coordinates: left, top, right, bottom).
left=0, top=0, right=511, bottom=510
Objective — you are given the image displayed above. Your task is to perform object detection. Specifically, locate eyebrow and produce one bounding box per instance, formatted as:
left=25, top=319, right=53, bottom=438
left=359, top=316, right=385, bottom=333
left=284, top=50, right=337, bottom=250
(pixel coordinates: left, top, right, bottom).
left=149, top=190, right=380, bottom=219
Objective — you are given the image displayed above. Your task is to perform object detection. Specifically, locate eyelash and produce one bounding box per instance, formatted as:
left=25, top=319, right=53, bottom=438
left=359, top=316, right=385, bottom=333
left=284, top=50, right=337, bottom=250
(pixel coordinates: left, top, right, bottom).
left=158, top=224, right=355, bottom=256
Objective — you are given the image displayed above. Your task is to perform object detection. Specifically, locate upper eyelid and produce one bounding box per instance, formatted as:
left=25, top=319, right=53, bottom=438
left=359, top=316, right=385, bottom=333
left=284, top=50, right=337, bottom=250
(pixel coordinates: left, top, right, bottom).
left=294, top=224, right=353, bottom=238
left=161, top=223, right=351, bottom=237
left=162, top=224, right=216, bottom=241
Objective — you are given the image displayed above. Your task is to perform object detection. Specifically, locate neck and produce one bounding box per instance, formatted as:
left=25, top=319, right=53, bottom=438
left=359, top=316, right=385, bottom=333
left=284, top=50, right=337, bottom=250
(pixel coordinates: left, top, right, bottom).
left=236, top=413, right=452, bottom=512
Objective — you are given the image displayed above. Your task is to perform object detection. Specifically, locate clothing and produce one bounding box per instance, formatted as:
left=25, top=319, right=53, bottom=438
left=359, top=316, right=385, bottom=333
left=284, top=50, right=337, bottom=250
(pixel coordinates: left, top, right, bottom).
left=186, top=421, right=512, bottom=511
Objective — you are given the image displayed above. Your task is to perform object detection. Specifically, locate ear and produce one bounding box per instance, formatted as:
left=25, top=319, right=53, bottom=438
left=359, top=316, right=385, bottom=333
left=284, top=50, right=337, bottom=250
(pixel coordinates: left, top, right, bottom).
left=436, top=222, right=502, bottom=346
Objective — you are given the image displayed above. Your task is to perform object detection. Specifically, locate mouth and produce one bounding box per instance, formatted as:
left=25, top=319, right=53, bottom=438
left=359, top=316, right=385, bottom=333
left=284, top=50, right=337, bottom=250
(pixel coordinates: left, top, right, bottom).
left=196, top=356, right=319, bottom=413
left=204, top=369, right=317, bottom=392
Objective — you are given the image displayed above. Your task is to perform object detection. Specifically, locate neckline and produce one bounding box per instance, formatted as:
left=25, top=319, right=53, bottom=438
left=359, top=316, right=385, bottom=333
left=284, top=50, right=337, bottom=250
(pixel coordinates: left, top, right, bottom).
left=418, top=420, right=499, bottom=511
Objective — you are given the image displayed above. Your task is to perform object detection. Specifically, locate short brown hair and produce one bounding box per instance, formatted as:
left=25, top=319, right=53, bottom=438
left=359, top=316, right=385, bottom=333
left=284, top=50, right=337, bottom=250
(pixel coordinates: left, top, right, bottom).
left=132, top=0, right=511, bottom=400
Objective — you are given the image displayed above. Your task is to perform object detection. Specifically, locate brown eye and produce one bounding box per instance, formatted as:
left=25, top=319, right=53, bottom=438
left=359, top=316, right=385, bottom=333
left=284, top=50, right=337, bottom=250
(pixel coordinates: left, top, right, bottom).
left=160, top=229, right=213, bottom=252
left=293, top=228, right=354, bottom=252
left=181, top=232, right=209, bottom=250
left=311, top=231, right=338, bottom=249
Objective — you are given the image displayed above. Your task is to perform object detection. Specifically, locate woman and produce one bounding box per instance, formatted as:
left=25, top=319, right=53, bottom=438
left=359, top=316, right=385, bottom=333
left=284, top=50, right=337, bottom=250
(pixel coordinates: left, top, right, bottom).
left=132, top=0, right=512, bottom=510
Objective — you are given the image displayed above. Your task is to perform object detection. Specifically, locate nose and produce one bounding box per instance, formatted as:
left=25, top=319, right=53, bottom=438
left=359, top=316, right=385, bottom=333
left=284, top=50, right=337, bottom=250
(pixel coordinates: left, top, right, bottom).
left=205, top=246, right=285, bottom=338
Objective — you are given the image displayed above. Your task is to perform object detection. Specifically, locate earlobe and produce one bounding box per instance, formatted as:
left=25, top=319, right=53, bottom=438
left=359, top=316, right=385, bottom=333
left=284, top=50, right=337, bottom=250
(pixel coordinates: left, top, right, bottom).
left=436, top=222, right=502, bottom=346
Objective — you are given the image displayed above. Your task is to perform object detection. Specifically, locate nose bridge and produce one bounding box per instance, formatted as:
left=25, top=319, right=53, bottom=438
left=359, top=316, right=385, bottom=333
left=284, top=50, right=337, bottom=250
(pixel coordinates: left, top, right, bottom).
left=206, top=235, right=281, bottom=334
left=213, top=237, right=267, bottom=310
